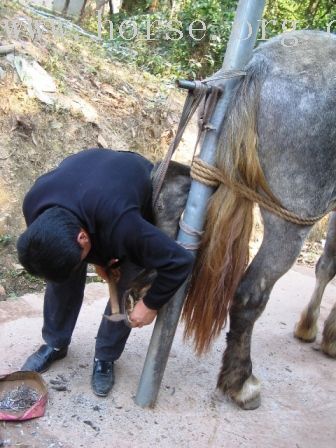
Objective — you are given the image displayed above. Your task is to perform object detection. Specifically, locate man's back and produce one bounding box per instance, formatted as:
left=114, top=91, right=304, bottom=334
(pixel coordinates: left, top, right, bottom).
left=23, top=149, right=154, bottom=234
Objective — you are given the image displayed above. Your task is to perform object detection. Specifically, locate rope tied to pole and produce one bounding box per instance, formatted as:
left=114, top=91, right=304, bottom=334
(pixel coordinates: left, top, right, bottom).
left=191, top=157, right=331, bottom=226
left=151, top=69, right=247, bottom=250
left=176, top=217, right=204, bottom=251
left=151, top=81, right=209, bottom=209
left=151, top=69, right=247, bottom=209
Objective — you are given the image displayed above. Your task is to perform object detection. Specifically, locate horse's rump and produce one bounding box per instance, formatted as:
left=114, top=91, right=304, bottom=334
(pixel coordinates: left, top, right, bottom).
left=183, top=30, right=336, bottom=354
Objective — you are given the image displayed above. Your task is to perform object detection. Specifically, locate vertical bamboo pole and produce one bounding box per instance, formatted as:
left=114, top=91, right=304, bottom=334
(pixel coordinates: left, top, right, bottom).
left=135, top=0, right=266, bottom=408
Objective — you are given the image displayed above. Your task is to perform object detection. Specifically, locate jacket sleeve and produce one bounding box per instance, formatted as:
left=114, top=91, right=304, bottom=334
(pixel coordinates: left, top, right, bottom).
left=111, top=211, right=194, bottom=310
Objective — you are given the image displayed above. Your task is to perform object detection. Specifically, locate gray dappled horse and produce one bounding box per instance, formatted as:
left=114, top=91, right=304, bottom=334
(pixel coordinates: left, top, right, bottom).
left=150, top=30, right=336, bottom=410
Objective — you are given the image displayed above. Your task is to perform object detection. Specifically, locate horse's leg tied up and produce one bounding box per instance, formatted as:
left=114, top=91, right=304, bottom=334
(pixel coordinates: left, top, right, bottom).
left=104, top=278, right=126, bottom=322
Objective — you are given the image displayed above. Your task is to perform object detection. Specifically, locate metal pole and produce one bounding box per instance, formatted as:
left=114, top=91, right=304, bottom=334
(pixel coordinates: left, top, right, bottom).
left=135, top=0, right=266, bottom=408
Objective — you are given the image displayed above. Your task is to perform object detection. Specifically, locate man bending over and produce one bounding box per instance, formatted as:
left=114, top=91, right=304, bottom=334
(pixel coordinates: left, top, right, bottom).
left=17, top=148, right=193, bottom=397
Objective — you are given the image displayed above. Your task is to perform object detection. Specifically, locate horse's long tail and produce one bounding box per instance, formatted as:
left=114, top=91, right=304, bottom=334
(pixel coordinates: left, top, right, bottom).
left=183, top=58, right=277, bottom=354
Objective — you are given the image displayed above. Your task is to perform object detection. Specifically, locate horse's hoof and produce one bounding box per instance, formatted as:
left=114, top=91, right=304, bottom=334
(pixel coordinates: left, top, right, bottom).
left=238, top=394, right=261, bottom=410
left=231, top=375, right=261, bottom=410
left=103, top=313, right=125, bottom=322
left=321, top=340, right=336, bottom=358
left=294, top=322, right=317, bottom=343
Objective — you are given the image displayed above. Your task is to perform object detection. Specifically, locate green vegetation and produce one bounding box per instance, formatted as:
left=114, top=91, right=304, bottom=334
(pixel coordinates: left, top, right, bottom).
left=0, top=234, right=13, bottom=247
left=82, top=0, right=336, bottom=79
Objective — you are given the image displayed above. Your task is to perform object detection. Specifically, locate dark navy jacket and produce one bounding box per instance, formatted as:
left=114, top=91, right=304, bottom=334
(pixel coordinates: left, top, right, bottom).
left=23, top=149, right=193, bottom=310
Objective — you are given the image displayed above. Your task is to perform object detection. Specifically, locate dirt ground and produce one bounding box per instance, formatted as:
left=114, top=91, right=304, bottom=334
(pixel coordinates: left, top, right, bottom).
left=0, top=265, right=335, bottom=448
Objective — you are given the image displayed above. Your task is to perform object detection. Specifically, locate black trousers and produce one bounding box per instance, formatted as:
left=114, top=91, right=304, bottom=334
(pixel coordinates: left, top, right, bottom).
left=42, top=261, right=141, bottom=361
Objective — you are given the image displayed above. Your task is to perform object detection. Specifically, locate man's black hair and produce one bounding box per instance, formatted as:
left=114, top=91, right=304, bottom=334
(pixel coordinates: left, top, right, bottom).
left=17, top=207, right=83, bottom=283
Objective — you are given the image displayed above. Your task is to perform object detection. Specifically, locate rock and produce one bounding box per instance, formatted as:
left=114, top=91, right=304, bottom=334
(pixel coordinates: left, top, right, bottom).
left=97, top=134, right=108, bottom=148
left=56, top=94, right=99, bottom=124
left=0, top=45, right=15, bottom=55
left=0, top=67, right=5, bottom=80
left=0, top=215, right=10, bottom=234
left=51, top=385, right=68, bottom=392
left=6, top=54, right=100, bottom=122
left=50, top=121, right=63, bottom=130
left=0, top=285, right=6, bottom=300
left=7, top=54, right=56, bottom=92
left=12, top=263, right=24, bottom=272
left=83, top=420, right=99, bottom=432
left=7, top=54, right=56, bottom=106
left=7, top=54, right=56, bottom=105
left=28, top=88, right=55, bottom=106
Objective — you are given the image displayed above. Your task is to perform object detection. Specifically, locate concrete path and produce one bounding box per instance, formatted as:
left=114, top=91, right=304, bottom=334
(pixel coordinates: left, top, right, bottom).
left=0, top=267, right=335, bottom=448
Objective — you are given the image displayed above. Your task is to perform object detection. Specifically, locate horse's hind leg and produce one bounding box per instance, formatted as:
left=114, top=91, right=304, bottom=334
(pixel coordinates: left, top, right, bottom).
left=322, top=303, right=336, bottom=357
left=217, top=212, right=311, bottom=410
left=295, top=213, right=336, bottom=343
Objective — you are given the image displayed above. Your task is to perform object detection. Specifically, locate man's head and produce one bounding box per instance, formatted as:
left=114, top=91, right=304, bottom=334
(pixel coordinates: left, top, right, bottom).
left=17, top=207, right=91, bottom=283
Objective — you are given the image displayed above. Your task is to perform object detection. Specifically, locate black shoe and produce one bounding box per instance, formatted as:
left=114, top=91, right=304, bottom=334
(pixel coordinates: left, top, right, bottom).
left=91, top=360, right=115, bottom=397
left=21, top=344, right=68, bottom=373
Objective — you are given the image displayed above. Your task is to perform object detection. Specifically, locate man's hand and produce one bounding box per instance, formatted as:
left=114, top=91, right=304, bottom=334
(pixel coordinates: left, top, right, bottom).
left=129, top=299, right=157, bottom=328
